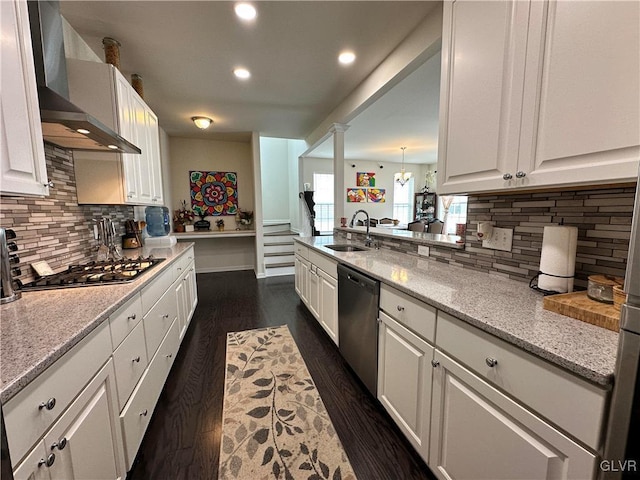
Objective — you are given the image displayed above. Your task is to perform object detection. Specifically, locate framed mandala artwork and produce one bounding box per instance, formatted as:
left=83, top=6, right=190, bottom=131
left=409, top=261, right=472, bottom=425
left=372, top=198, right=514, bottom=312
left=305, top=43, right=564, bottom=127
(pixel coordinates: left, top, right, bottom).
left=190, top=171, right=238, bottom=216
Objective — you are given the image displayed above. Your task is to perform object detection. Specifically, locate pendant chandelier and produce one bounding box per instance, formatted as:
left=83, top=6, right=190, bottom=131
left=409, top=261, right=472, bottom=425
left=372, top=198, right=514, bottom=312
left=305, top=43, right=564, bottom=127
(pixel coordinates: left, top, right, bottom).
left=395, top=146, right=412, bottom=187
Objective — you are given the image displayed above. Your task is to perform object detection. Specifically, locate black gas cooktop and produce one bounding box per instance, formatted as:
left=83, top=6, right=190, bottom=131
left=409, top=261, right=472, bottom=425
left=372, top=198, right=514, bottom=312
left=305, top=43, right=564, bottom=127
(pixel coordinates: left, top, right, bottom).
left=21, top=256, right=164, bottom=291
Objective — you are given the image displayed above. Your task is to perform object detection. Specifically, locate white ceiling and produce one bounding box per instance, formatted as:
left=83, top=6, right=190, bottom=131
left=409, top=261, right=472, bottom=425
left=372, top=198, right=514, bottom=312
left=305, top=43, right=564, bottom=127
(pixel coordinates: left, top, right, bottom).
left=309, top=51, right=441, bottom=165
left=59, top=1, right=441, bottom=158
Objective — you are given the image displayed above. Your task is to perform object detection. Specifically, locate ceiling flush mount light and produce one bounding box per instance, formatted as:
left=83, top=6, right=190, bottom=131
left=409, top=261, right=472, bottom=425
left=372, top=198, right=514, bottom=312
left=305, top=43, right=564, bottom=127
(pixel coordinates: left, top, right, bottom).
left=233, top=68, right=251, bottom=80
left=338, top=51, right=356, bottom=65
left=234, top=2, right=257, bottom=21
left=395, top=147, right=413, bottom=187
left=76, top=128, right=90, bottom=135
left=192, top=116, right=213, bottom=130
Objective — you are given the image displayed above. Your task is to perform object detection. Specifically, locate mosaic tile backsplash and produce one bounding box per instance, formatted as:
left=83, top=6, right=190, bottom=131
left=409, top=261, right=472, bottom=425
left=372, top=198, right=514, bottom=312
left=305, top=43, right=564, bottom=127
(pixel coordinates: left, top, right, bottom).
left=0, top=144, right=134, bottom=284
left=336, top=186, right=635, bottom=289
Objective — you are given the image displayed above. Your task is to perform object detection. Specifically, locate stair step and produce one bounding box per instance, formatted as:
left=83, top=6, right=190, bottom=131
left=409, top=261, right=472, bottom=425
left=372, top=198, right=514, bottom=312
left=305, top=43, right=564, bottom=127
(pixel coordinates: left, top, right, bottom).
left=265, top=253, right=295, bottom=265
left=263, top=233, right=299, bottom=243
left=264, top=230, right=296, bottom=236
left=264, top=241, right=295, bottom=246
left=264, top=264, right=295, bottom=277
left=263, top=223, right=291, bottom=234
left=264, top=244, right=295, bottom=255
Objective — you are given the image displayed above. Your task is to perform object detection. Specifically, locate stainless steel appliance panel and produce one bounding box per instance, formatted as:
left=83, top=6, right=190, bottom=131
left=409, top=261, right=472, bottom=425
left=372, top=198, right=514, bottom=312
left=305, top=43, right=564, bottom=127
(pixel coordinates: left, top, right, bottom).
left=337, top=264, right=380, bottom=396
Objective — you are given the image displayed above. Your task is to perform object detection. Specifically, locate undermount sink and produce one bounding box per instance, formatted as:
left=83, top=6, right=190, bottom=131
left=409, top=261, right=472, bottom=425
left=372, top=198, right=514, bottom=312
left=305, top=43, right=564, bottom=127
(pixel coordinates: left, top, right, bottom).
left=324, top=244, right=367, bottom=252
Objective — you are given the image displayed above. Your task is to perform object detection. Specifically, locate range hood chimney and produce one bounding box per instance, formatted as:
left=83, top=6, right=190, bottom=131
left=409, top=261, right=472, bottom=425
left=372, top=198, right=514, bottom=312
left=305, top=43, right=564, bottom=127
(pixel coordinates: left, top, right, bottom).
left=27, top=0, right=140, bottom=154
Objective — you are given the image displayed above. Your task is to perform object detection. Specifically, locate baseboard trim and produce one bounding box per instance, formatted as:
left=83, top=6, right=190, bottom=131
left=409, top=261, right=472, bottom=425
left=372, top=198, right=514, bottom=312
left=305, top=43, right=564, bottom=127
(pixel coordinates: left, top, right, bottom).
left=195, top=265, right=254, bottom=274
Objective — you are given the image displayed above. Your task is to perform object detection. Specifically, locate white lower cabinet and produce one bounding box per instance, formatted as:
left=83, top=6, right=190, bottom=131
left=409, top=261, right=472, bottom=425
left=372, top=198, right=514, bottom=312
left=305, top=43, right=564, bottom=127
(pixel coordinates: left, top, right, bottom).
left=377, top=311, right=433, bottom=462
left=14, top=359, right=125, bottom=480
left=294, top=244, right=339, bottom=345
left=429, top=350, right=596, bottom=480
left=9, top=248, right=198, bottom=478
left=317, top=269, right=338, bottom=345
left=120, top=318, right=179, bottom=469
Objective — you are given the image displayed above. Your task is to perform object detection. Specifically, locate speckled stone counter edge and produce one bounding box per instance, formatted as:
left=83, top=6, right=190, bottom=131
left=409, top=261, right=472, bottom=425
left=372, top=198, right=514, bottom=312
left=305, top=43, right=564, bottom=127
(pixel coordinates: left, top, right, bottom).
left=0, top=243, right=194, bottom=403
left=295, top=236, right=618, bottom=386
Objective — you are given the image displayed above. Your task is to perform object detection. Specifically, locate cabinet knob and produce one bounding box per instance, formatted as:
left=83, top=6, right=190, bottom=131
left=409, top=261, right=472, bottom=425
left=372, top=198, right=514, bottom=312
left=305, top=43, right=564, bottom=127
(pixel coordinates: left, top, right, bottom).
left=396, top=305, right=405, bottom=312
left=485, top=357, right=498, bottom=368
left=132, top=356, right=141, bottom=363
left=166, top=353, right=173, bottom=359
left=127, top=313, right=137, bottom=321
left=51, top=437, right=67, bottom=450
left=431, top=360, right=440, bottom=368
left=515, top=171, right=527, bottom=178
left=162, top=313, right=170, bottom=319
left=38, top=453, right=56, bottom=468
left=39, top=397, right=56, bottom=410
left=44, top=180, right=54, bottom=188
left=502, top=173, right=513, bottom=180
left=140, top=409, right=148, bottom=417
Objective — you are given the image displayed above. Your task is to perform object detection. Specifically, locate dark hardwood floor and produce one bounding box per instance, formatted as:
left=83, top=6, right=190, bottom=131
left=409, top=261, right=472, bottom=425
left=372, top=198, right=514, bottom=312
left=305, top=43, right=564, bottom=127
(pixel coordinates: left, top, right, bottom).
left=127, top=271, right=436, bottom=480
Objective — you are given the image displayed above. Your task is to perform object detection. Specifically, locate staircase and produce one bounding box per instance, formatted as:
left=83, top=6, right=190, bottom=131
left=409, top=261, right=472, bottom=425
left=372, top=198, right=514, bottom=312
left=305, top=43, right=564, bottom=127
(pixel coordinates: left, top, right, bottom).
left=263, top=223, right=297, bottom=277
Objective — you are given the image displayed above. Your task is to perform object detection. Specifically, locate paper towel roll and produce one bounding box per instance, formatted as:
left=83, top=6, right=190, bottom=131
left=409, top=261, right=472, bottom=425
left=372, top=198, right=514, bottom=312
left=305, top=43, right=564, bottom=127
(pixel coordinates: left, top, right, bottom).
left=538, top=226, right=578, bottom=293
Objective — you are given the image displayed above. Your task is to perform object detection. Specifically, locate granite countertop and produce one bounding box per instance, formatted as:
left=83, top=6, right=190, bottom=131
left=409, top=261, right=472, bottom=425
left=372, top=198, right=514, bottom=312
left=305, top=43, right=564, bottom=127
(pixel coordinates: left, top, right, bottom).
left=295, top=235, right=619, bottom=387
left=0, top=242, right=193, bottom=403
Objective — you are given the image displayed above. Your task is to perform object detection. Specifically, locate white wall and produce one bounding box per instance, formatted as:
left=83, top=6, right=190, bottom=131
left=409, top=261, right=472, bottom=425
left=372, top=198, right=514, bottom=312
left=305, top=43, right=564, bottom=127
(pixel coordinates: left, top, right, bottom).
left=301, top=157, right=432, bottom=222
left=260, top=137, right=290, bottom=223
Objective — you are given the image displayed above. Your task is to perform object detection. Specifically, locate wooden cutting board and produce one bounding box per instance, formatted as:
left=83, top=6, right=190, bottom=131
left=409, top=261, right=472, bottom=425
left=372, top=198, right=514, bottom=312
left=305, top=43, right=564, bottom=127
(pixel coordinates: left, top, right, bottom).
left=543, top=291, right=621, bottom=332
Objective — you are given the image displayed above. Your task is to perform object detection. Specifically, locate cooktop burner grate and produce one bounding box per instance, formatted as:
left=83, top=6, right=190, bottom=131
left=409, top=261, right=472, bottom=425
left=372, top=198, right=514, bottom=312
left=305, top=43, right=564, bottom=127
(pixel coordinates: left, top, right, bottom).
left=20, top=256, right=164, bottom=291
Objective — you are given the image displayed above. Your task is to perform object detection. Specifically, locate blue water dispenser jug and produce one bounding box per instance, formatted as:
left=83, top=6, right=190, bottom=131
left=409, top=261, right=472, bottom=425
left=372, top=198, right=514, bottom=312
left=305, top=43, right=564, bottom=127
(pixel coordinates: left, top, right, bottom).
left=145, top=206, right=170, bottom=237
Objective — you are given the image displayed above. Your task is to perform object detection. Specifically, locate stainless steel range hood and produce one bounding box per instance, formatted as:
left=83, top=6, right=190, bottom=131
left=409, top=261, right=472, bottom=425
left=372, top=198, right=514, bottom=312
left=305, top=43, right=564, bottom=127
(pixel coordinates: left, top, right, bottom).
left=27, top=0, right=140, bottom=154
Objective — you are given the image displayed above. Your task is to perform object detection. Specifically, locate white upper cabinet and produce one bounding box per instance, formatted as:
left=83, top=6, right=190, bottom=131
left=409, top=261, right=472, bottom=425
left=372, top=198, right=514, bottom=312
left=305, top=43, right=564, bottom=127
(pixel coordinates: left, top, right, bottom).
left=0, top=0, right=49, bottom=197
left=437, top=0, right=640, bottom=195
left=66, top=59, right=163, bottom=206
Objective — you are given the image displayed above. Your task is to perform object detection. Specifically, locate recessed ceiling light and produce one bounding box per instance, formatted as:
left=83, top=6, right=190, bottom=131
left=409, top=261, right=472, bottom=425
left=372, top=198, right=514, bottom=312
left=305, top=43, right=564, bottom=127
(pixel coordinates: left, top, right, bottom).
left=76, top=128, right=90, bottom=135
left=338, top=51, right=356, bottom=65
left=234, top=68, right=251, bottom=80
left=235, top=3, right=256, bottom=21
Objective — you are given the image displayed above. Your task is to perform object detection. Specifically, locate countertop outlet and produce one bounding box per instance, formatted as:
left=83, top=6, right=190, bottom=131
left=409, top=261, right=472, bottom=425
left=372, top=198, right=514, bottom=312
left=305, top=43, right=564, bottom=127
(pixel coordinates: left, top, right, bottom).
left=483, top=227, right=513, bottom=252
left=347, top=233, right=352, bottom=240
left=418, top=245, right=430, bottom=257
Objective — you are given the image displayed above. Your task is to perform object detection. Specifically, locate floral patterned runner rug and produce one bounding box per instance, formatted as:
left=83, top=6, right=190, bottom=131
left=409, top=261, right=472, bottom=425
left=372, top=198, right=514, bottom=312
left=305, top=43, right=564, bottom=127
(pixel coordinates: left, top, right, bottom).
left=219, top=325, right=357, bottom=480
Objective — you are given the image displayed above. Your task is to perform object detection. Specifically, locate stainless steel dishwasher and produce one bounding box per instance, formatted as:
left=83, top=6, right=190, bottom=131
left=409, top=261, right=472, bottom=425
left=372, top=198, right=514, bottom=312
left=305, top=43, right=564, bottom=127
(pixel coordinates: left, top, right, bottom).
left=338, top=264, right=380, bottom=396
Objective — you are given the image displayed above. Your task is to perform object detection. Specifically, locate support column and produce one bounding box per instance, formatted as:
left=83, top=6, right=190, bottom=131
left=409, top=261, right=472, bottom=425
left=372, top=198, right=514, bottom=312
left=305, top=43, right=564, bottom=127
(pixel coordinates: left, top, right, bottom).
left=331, top=123, right=349, bottom=230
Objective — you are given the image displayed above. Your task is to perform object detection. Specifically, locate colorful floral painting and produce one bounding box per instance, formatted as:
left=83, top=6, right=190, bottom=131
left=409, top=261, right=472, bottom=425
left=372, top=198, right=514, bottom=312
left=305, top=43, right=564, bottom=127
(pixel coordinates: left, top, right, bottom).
left=356, top=172, right=375, bottom=187
left=367, top=188, right=386, bottom=203
left=190, top=171, right=238, bottom=216
left=346, top=188, right=366, bottom=203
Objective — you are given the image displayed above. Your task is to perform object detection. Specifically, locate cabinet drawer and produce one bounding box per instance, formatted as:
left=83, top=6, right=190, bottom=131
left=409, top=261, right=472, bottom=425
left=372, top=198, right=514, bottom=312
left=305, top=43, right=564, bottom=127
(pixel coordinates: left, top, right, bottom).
left=294, top=243, right=309, bottom=260
left=308, top=249, right=337, bottom=278
left=173, top=247, right=195, bottom=282
left=109, top=293, right=143, bottom=349
left=380, top=284, right=436, bottom=343
left=4, top=322, right=111, bottom=465
left=120, top=318, right=179, bottom=470
left=436, top=312, right=608, bottom=450
left=140, top=265, right=173, bottom=314
left=113, top=320, right=148, bottom=410
left=143, top=286, right=178, bottom=359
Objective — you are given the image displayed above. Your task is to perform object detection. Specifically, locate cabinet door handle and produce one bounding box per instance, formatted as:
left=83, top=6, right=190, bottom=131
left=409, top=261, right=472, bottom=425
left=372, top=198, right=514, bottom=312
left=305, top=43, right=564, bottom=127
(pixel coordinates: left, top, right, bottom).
left=396, top=305, right=405, bottom=312
left=38, top=453, right=56, bottom=468
left=44, top=180, right=54, bottom=188
left=166, top=353, right=173, bottom=359
left=127, top=313, right=137, bottom=321
left=485, top=357, right=498, bottom=368
left=515, top=171, right=527, bottom=178
left=132, top=356, right=141, bottom=363
left=140, top=409, right=148, bottom=417
left=502, top=173, right=513, bottom=180
left=162, top=313, right=170, bottom=319
left=431, top=360, right=440, bottom=368
left=51, top=437, right=67, bottom=450
left=39, top=397, right=56, bottom=410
